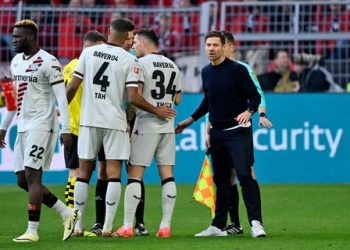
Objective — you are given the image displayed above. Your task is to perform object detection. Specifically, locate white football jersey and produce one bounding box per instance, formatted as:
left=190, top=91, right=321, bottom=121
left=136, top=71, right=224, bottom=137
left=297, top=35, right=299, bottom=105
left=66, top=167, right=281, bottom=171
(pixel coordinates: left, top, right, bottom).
left=74, top=43, right=139, bottom=131
left=10, top=49, right=63, bottom=132
left=134, top=53, right=181, bottom=134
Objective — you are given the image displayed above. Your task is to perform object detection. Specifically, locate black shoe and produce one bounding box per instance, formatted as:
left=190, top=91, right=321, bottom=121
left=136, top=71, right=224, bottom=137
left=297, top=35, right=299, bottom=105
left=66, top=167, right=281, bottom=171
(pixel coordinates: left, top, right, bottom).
left=89, top=223, right=103, bottom=236
left=134, top=223, right=149, bottom=236
left=223, top=223, right=243, bottom=235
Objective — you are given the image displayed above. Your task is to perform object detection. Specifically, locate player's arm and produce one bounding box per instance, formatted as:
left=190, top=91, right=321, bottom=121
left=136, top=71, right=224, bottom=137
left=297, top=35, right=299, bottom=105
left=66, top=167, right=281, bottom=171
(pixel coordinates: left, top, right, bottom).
left=47, top=58, right=72, bottom=150
left=245, top=64, right=272, bottom=128
left=66, top=76, right=82, bottom=104
left=0, top=110, right=16, bottom=148
left=127, top=85, right=176, bottom=119
left=174, top=91, right=181, bottom=105
left=174, top=68, right=182, bottom=105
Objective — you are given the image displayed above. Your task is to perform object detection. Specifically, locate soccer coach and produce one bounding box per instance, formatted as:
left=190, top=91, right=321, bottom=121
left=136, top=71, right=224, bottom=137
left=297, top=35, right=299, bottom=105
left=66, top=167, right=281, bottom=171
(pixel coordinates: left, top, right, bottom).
left=176, top=31, right=266, bottom=238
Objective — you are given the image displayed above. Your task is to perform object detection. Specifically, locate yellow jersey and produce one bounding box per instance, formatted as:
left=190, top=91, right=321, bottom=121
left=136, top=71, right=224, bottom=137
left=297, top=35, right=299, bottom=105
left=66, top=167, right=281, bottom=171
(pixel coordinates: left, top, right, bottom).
left=63, top=59, right=82, bottom=136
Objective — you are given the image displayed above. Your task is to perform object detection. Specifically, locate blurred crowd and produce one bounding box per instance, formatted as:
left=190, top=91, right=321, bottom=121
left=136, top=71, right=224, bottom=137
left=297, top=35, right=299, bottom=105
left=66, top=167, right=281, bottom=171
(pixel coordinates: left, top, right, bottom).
left=0, top=0, right=349, bottom=92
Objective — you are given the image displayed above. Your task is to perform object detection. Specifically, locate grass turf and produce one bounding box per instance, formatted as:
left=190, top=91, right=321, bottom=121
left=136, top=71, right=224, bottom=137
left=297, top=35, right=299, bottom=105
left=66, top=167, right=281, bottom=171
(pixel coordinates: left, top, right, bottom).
left=0, top=184, right=349, bottom=250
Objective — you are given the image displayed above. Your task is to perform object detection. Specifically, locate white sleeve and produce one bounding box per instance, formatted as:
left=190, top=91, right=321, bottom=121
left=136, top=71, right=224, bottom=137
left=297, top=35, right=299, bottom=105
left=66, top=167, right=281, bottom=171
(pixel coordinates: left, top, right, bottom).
left=73, top=49, right=87, bottom=79
left=0, top=110, right=16, bottom=130
left=125, top=57, right=139, bottom=87
left=52, top=83, right=70, bottom=134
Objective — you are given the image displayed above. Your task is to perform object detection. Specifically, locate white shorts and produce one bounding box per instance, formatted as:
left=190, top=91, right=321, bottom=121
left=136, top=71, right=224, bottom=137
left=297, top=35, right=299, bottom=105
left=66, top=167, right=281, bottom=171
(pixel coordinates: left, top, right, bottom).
left=78, top=126, right=130, bottom=161
left=14, top=130, right=58, bottom=172
left=129, top=133, right=175, bottom=167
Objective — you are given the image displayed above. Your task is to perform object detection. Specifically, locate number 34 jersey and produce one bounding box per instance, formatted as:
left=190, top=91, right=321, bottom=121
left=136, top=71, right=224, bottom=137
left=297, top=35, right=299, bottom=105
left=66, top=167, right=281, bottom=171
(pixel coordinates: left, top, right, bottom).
left=74, top=43, right=139, bottom=131
left=135, top=53, right=182, bottom=134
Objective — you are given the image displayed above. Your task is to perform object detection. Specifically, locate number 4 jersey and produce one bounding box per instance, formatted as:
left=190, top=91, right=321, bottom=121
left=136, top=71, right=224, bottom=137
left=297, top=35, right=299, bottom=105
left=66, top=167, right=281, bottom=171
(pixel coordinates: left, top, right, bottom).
left=134, top=53, right=182, bottom=134
left=73, top=43, right=139, bottom=131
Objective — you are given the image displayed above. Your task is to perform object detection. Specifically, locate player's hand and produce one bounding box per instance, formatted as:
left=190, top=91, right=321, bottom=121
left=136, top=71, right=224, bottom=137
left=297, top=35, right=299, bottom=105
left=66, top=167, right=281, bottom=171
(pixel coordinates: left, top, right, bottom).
left=60, top=133, right=72, bottom=152
left=156, top=106, right=176, bottom=119
left=235, top=111, right=252, bottom=125
left=259, top=116, right=272, bottom=128
left=175, top=117, right=194, bottom=134
left=0, top=129, right=7, bottom=149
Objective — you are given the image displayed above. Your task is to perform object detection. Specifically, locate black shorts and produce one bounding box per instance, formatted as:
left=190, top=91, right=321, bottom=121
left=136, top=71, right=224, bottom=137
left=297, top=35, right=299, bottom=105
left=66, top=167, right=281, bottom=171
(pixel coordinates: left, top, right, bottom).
left=64, top=134, right=79, bottom=169
left=98, top=146, right=106, bottom=162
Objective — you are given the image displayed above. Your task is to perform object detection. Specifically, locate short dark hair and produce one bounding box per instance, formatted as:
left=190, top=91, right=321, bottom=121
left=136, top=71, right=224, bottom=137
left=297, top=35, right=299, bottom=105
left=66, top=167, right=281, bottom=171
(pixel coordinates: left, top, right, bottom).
left=110, top=18, right=135, bottom=33
left=136, top=29, right=159, bottom=46
left=204, top=31, right=225, bottom=45
left=221, top=30, right=234, bottom=44
left=14, top=19, right=38, bottom=39
left=83, top=30, right=107, bottom=43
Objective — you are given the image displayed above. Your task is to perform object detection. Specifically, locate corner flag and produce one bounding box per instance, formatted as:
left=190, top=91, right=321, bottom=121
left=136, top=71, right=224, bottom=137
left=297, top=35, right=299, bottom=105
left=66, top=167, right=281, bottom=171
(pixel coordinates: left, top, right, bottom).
left=192, top=154, right=216, bottom=218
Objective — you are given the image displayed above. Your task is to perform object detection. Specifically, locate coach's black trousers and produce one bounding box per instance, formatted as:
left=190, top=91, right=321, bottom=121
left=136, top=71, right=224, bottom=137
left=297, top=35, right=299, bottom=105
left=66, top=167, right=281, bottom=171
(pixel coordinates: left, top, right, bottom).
left=210, top=126, right=262, bottom=229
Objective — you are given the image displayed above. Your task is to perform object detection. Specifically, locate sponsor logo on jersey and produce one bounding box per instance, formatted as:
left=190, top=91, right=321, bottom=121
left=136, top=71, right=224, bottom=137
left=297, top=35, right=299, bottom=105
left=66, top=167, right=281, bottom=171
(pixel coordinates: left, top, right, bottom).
left=13, top=75, right=38, bottom=82
left=134, top=67, right=139, bottom=74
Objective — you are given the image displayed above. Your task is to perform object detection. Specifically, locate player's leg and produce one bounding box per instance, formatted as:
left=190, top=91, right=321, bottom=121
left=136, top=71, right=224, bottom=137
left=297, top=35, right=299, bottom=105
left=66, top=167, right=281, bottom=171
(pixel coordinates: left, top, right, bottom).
left=115, top=165, right=145, bottom=238
left=16, top=170, right=74, bottom=219
left=134, top=178, right=148, bottom=236
left=101, top=129, right=129, bottom=236
left=64, top=134, right=79, bottom=208
left=115, top=132, right=155, bottom=238
left=155, top=134, right=177, bottom=238
left=102, top=159, right=122, bottom=236
left=89, top=147, right=108, bottom=236
left=74, top=126, right=101, bottom=235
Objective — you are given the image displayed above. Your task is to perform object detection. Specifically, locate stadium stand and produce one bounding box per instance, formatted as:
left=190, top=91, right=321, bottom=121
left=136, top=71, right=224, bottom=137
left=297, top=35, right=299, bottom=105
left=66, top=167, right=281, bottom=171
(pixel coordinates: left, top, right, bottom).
left=0, top=1, right=349, bottom=91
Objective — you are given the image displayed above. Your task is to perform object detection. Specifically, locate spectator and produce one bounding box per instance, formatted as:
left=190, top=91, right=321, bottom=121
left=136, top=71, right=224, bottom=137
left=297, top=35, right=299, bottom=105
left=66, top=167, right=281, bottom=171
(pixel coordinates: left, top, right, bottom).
left=299, top=57, right=344, bottom=92
left=58, top=0, right=93, bottom=63
left=154, top=13, right=180, bottom=60
left=0, top=0, right=17, bottom=62
left=258, top=50, right=300, bottom=92
left=172, top=0, right=200, bottom=52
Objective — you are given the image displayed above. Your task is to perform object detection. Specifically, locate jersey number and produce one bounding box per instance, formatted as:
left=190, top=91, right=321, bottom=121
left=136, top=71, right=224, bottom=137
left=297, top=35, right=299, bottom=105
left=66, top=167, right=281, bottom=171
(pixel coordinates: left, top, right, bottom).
left=29, top=145, right=44, bottom=160
left=93, top=62, right=110, bottom=92
left=151, top=70, right=176, bottom=100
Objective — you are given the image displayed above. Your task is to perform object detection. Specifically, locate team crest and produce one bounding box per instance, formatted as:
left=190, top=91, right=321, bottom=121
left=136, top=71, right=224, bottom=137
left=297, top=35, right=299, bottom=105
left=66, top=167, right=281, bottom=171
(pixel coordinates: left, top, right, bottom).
left=25, top=57, right=43, bottom=72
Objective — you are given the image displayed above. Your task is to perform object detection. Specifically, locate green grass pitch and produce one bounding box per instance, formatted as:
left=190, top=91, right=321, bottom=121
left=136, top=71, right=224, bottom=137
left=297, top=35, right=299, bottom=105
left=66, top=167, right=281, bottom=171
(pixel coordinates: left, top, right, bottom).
left=0, top=184, right=349, bottom=250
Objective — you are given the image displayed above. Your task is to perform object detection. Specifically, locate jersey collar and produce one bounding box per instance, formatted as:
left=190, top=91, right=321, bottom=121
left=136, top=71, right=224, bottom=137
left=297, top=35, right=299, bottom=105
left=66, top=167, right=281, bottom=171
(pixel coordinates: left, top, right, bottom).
left=23, top=47, right=40, bottom=60
left=106, top=42, right=121, bottom=47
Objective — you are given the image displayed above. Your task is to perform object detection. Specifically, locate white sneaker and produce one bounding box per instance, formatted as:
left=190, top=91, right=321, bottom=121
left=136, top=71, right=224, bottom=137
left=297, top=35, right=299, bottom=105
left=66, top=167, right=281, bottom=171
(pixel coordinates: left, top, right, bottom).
left=13, top=231, right=39, bottom=242
left=63, top=209, right=81, bottom=241
left=194, top=225, right=227, bottom=237
left=251, top=220, right=266, bottom=238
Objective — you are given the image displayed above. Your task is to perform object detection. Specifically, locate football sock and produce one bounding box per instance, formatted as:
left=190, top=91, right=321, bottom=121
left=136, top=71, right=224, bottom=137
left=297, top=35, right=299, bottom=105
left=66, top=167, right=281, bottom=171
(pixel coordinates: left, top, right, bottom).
left=95, top=179, right=108, bottom=225
left=28, top=204, right=40, bottom=235
left=103, top=179, right=121, bottom=232
left=123, top=179, right=142, bottom=228
left=135, top=180, right=145, bottom=225
left=64, top=178, right=71, bottom=207
left=74, top=179, right=89, bottom=231
left=52, top=198, right=73, bottom=220
left=159, top=177, right=176, bottom=228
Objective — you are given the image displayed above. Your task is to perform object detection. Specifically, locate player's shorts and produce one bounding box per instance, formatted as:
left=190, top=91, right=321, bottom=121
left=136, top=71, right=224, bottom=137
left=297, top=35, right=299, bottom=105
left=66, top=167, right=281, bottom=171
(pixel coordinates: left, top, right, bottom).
left=14, top=130, right=58, bottom=173
left=64, top=134, right=79, bottom=169
left=78, top=126, right=130, bottom=161
left=129, top=133, right=175, bottom=167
